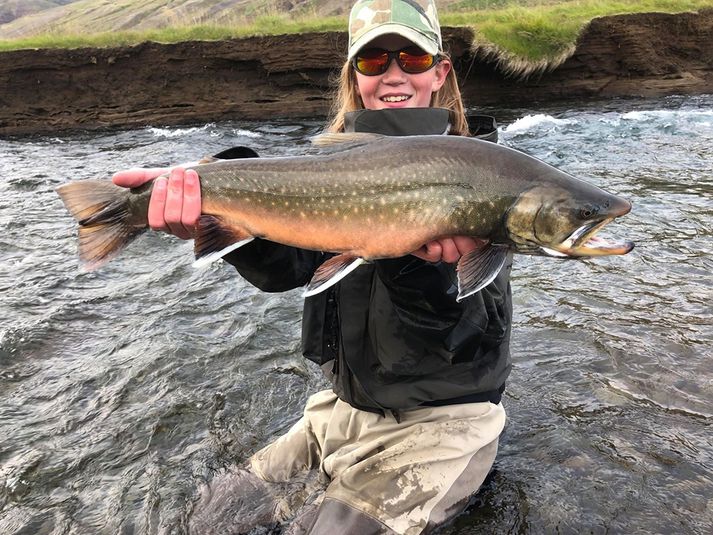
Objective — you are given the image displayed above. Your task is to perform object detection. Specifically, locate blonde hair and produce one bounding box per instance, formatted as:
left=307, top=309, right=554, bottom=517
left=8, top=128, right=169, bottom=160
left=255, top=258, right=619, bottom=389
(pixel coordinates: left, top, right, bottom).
left=326, top=52, right=470, bottom=137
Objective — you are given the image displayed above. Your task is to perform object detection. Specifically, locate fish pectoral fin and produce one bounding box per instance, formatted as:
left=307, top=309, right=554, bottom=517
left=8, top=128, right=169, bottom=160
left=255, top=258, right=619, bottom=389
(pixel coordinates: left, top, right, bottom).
left=304, top=254, right=366, bottom=297
left=456, top=244, right=510, bottom=302
left=193, top=215, right=254, bottom=268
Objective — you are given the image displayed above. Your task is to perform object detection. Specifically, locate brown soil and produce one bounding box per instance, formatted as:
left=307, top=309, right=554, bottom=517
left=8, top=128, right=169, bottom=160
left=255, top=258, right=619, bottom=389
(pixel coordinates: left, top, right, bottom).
left=0, top=10, right=711, bottom=136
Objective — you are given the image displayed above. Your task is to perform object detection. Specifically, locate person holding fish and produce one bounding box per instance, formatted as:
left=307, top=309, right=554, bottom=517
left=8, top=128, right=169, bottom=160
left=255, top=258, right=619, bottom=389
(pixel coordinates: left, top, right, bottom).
left=94, top=1, right=626, bottom=533
left=110, top=2, right=508, bottom=533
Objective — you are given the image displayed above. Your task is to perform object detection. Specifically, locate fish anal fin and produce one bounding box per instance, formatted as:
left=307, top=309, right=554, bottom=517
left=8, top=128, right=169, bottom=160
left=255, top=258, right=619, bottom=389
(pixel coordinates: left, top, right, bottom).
left=304, top=254, right=366, bottom=297
left=193, top=215, right=254, bottom=267
left=456, top=244, right=510, bottom=302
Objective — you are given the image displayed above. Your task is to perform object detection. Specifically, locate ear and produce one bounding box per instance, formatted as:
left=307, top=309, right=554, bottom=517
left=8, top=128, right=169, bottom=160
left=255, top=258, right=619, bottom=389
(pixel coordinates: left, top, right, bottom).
left=431, top=59, right=451, bottom=92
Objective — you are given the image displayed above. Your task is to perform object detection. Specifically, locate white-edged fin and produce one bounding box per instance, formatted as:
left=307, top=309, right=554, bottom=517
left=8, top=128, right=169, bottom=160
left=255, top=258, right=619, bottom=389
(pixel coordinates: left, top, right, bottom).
left=540, top=246, right=569, bottom=258
left=304, top=254, right=366, bottom=297
left=456, top=244, right=510, bottom=302
left=193, top=238, right=254, bottom=268
left=193, top=214, right=254, bottom=267
left=311, top=132, right=384, bottom=147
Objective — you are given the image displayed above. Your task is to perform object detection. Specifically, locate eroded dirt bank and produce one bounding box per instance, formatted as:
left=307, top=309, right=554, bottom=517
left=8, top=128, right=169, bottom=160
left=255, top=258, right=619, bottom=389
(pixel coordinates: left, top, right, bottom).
left=0, top=11, right=711, bottom=136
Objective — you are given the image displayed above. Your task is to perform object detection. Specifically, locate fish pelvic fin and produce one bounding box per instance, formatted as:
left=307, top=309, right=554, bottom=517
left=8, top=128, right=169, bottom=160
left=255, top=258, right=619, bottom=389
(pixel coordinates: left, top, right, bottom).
left=456, top=244, right=510, bottom=302
left=193, top=215, right=254, bottom=268
left=304, top=254, right=366, bottom=297
left=56, top=179, right=147, bottom=270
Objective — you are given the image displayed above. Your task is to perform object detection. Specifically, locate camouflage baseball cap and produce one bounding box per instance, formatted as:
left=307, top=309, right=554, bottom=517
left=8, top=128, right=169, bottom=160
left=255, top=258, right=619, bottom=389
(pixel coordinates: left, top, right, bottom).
left=348, top=0, right=442, bottom=59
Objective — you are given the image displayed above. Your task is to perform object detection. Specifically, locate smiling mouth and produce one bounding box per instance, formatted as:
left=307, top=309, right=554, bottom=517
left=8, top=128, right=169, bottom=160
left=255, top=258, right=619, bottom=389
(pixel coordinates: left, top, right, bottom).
left=381, top=95, right=410, bottom=103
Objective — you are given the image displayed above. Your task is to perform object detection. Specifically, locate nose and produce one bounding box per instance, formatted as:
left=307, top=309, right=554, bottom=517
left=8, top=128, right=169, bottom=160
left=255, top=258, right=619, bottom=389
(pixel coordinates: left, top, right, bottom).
left=381, top=57, right=406, bottom=83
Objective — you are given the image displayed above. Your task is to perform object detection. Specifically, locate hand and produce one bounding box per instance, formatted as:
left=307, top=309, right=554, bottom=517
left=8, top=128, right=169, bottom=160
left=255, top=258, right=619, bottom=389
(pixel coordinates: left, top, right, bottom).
left=411, top=236, right=487, bottom=264
left=112, top=167, right=201, bottom=240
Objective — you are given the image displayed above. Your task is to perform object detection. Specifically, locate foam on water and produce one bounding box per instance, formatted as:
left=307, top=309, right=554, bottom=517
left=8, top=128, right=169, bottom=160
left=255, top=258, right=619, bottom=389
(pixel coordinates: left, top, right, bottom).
left=622, top=108, right=713, bottom=124
left=502, top=113, right=575, bottom=133
left=148, top=124, right=217, bottom=138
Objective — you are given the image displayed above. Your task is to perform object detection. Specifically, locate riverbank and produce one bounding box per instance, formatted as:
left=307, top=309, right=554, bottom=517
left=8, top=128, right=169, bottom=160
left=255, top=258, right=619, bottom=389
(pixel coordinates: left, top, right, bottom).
left=0, top=10, right=711, bottom=136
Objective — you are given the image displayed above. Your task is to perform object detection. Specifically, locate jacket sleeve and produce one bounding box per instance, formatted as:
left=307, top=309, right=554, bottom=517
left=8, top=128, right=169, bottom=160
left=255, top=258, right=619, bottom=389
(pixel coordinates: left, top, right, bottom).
left=221, top=239, right=325, bottom=293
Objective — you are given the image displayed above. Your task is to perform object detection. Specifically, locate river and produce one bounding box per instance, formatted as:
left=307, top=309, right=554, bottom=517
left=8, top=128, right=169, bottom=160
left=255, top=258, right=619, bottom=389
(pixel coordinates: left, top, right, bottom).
left=0, top=95, right=711, bottom=534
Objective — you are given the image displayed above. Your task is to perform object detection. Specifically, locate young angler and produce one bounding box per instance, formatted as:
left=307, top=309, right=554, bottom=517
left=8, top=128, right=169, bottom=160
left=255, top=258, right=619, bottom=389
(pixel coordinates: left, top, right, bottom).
left=114, top=1, right=510, bottom=532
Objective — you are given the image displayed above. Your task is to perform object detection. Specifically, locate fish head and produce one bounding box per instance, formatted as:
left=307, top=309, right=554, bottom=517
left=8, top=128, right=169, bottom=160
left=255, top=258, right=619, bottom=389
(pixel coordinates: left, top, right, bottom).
left=505, top=185, right=634, bottom=257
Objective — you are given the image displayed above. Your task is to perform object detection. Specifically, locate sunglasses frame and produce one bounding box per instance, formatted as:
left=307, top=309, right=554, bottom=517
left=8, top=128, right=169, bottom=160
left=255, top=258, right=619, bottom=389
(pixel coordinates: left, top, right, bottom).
left=352, top=47, right=442, bottom=76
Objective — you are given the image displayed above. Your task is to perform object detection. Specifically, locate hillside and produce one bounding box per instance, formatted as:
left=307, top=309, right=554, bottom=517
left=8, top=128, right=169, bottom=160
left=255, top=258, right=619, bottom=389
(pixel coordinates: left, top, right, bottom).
left=0, top=1, right=78, bottom=25
left=0, top=10, right=710, bottom=136
left=0, top=0, right=463, bottom=38
left=0, top=0, right=606, bottom=40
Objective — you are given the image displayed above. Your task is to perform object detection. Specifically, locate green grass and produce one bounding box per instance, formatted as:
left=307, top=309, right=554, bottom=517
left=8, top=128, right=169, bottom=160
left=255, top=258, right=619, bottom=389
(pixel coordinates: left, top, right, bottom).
left=0, top=14, right=346, bottom=52
left=0, top=0, right=710, bottom=69
left=0, top=15, right=346, bottom=52
left=442, top=0, right=713, bottom=64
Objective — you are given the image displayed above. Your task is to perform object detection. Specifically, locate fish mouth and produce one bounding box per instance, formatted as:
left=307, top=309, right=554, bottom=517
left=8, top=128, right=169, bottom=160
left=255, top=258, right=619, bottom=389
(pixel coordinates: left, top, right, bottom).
left=549, top=217, right=635, bottom=257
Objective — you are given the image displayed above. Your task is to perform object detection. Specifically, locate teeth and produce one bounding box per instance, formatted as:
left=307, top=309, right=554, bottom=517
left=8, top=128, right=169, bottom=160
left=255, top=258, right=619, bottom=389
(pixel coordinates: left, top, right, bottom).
left=381, top=95, right=409, bottom=102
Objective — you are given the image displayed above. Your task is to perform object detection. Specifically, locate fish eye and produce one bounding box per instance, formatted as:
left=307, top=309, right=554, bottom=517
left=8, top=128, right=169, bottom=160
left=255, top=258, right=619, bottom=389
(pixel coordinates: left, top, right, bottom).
left=580, top=205, right=598, bottom=219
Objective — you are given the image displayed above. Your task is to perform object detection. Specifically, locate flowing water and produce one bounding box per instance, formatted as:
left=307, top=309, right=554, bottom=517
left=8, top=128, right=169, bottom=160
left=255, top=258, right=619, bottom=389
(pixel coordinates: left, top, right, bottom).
left=1, top=95, right=711, bottom=534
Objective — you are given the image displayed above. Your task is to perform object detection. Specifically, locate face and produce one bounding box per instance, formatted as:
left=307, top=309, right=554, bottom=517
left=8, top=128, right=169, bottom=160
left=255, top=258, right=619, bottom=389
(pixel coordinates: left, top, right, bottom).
left=354, top=34, right=451, bottom=110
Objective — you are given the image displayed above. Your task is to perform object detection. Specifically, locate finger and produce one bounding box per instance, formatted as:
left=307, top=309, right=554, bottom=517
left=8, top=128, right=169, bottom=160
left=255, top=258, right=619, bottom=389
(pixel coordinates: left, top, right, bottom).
left=453, top=236, right=487, bottom=256
left=164, top=168, right=191, bottom=239
left=148, top=177, right=169, bottom=232
left=440, top=238, right=460, bottom=264
left=412, top=241, right=442, bottom=262
left=112, top=168, right=169, bottom=188
left=181, top=169, right=202, bottom=236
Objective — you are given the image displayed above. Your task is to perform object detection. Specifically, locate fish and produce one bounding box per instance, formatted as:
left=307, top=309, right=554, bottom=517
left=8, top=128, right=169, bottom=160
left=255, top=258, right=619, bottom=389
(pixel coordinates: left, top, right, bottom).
left=56, top=133, right=634, bottom=301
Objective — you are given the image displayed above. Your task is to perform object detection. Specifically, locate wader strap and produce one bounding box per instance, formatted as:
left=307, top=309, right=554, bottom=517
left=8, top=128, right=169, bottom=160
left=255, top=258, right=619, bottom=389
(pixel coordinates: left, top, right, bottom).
left=420, top=383, right=505, bottom=407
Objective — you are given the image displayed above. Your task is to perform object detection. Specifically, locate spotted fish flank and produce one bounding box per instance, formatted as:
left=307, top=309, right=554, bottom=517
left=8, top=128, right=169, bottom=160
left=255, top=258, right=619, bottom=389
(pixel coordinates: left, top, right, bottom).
left=56, top=133, right=634, bottom=301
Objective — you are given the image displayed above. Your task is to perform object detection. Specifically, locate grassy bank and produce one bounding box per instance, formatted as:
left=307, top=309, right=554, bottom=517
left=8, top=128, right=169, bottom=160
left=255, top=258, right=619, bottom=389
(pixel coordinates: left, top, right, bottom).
left=444, top=0, right=711, bottom=71
left=0, top=0, right=709, bottom=70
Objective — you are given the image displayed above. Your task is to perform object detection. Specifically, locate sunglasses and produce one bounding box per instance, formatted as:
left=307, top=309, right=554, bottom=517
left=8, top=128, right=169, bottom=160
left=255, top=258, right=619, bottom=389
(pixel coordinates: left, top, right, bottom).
left=352, top=47, right=441, bottom=76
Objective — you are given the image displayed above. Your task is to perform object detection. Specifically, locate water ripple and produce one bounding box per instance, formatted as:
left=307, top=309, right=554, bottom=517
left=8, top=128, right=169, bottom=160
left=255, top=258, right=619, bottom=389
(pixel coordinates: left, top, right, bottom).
left=1, top=99, right=711, bottom=534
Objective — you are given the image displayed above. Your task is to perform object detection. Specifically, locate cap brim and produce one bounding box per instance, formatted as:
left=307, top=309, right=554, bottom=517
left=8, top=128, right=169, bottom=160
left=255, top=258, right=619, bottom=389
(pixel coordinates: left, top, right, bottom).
left=348, top=24, right=439, bottom=59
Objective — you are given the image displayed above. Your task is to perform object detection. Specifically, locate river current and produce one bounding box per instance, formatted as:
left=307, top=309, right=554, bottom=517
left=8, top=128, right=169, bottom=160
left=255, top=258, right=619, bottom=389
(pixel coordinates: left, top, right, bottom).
left=1, top=95, right=711, bottom=534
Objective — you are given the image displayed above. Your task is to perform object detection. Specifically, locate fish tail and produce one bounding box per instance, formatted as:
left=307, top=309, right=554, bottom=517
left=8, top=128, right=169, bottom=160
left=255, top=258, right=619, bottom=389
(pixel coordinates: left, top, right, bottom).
left=56, top=179, right=148, bottom=269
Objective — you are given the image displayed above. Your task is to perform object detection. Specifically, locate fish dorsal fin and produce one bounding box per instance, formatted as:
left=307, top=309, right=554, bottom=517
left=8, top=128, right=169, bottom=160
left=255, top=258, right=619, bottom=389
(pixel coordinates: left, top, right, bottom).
left=193, top=215, right=254, bottom=268
left=211, top=146, right=260, bottom=159
left=456, top=244, right=510, bottom=302
left=311, top=132, right=384, bottom=148
left=304, top=254, right=366, bottom=297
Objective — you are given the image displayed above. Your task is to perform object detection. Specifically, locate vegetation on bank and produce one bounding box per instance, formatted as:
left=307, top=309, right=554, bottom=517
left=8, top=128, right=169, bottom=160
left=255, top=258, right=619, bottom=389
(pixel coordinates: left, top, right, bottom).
left=0, top=0, right=709, bottom=72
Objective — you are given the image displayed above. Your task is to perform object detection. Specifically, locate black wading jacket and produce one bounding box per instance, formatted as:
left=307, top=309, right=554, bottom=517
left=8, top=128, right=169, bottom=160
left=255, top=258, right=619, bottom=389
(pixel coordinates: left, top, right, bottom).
left=222, top=108, right=512, bottom=413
